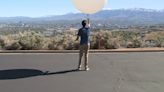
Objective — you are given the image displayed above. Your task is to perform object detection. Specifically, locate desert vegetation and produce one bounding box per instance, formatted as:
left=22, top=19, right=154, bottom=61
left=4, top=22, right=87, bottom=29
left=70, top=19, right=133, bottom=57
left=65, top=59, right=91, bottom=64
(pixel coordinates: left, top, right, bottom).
left=0, top=29, right=164, bottom=50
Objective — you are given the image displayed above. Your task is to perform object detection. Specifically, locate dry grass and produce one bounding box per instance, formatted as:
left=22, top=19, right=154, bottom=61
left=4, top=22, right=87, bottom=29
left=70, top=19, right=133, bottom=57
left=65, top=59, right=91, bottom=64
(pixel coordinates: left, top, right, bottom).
left=0, top=30, right=164, bottom=50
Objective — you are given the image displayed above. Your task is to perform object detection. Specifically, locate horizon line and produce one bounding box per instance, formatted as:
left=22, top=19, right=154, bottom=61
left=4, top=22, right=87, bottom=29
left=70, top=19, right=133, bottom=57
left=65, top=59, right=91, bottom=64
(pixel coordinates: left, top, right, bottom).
left=0, top=8, right=163, bottom=18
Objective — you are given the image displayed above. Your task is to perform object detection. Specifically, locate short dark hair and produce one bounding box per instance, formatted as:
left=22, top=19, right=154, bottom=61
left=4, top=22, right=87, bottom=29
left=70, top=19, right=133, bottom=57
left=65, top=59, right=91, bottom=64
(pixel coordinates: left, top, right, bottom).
left=82, top=20, right=87, bottom=27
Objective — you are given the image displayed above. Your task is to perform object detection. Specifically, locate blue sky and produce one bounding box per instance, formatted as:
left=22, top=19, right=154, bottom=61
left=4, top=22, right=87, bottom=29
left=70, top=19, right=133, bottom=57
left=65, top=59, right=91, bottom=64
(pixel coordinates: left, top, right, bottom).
left=0, top=0, right=163, bottom=17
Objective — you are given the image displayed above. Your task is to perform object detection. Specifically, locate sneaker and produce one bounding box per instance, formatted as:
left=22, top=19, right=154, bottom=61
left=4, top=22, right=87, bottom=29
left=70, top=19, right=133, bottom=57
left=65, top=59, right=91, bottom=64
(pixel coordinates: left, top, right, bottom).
left=85, top=67, right=90, bottom=71
left=77, top=67, right=82, bottom=71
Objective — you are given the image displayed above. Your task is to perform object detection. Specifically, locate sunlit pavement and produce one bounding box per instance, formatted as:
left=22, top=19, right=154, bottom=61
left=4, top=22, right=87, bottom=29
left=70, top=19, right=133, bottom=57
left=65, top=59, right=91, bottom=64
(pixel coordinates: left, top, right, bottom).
left=0, top=52, right=164, bottom=92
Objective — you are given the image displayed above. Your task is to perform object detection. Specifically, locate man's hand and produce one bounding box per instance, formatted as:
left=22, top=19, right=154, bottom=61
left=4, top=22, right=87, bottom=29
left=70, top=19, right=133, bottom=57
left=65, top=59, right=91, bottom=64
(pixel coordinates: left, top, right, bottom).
left=87, top=18, right=90, bottom=28
left=75, top=36, right=79, bottom=41
left=87, top=23, right=91, bottom=28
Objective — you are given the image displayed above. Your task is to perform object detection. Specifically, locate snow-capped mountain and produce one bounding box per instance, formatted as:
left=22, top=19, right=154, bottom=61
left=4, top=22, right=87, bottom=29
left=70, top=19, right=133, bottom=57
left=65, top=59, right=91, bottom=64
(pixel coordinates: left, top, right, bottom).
left=0, top=8, right=164, bottom=25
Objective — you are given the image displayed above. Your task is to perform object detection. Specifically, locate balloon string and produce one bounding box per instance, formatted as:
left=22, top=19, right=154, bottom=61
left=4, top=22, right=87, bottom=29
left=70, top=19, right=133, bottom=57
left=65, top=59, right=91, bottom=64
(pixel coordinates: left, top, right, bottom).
left=87, top=14, right=90, bottom=24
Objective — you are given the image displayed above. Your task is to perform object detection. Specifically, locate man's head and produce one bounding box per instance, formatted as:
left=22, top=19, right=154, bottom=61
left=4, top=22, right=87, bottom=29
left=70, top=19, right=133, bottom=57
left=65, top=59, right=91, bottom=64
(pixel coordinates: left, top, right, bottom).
left=82, top=20, right=88, bottom=27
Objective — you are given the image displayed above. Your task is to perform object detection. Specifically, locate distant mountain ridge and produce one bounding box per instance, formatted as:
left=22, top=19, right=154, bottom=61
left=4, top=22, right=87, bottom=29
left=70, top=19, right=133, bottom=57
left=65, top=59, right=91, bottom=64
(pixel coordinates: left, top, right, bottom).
left=0, top=8, right=164, bottom=25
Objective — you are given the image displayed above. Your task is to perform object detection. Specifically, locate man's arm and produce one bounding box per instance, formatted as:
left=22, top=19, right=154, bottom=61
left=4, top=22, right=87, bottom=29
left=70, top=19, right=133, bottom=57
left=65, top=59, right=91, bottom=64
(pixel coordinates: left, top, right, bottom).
left=75, top=29, right=80, bottom=41
left=76, top=35, right=79, bottom=41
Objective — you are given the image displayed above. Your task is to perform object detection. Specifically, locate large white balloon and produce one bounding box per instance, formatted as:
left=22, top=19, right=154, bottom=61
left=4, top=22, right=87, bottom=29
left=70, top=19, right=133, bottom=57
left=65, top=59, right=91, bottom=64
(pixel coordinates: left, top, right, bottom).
left=72, top=0, right=107, bottom=14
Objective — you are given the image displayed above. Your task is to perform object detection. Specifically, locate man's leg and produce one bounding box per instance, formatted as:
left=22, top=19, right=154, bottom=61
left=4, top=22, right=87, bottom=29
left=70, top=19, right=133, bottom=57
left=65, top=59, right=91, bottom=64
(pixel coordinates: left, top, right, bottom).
left=84, top=44, right=90, bottom=71
left=78, top=45, right=83, bottom=70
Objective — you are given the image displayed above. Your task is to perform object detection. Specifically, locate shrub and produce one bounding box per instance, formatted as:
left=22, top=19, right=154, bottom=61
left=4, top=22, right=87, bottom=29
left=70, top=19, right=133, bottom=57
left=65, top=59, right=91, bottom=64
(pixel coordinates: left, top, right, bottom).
left=157, top=36, right=164, bottom=47
left=63, top=35, right=79, bottom=50
left=0, top=37, right=5, bottom=49
left=0, top=35, right=16, bottom=50
left=126, top=39, right=142, bottom=48
left=144, top=40, right=159, bottom=47
left=48, top=38, right=62, bottom=50
left=1, top=30, right=164, bottom=50
left=104, top=38, right=120, bottom=49
left=90, top=32, right=99, bottom=49
left=144, top=31, right=164, bottom=47
left=5, top=42, right=21, bottom=50
left=18, top=31, right=45, bottom=50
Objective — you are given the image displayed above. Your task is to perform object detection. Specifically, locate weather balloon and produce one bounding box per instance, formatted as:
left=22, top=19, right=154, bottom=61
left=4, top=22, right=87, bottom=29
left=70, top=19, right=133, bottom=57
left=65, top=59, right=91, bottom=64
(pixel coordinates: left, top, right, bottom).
left=72, top=0, right=108, bottom=14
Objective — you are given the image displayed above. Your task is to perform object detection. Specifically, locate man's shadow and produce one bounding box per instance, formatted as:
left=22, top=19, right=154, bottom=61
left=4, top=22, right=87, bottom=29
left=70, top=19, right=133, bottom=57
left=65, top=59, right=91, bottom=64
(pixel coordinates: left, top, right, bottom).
left=0, top=69, right=80, bottom=80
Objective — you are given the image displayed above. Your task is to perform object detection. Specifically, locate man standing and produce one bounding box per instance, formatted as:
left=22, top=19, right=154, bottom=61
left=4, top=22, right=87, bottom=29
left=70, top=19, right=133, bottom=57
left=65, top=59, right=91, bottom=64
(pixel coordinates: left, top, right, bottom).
left=76, top=20, right=90, bottom=71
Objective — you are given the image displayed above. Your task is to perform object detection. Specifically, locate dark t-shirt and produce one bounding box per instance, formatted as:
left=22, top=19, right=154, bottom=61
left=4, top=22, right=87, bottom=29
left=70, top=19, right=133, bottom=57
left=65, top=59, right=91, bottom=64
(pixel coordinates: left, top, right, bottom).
left=78, top=27, right=90, bottom=45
